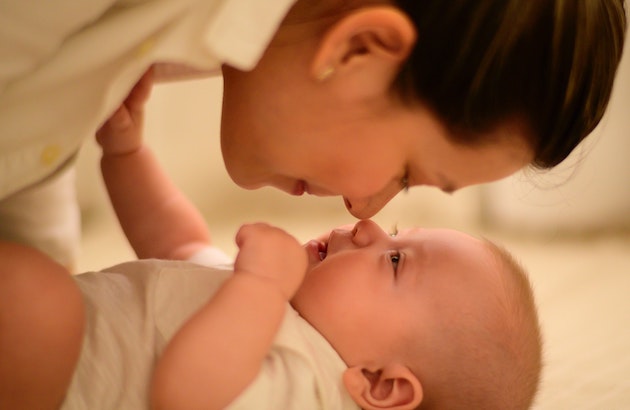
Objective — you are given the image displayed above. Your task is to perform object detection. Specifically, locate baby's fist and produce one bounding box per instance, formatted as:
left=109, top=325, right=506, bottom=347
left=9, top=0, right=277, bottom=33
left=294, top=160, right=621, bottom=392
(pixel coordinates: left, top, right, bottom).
left=234, top=223, right=307, bottom=299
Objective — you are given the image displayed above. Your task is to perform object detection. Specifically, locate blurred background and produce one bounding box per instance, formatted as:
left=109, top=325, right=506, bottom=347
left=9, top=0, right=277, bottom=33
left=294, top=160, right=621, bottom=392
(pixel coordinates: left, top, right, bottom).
left=74, top=31, right=629, bottom=410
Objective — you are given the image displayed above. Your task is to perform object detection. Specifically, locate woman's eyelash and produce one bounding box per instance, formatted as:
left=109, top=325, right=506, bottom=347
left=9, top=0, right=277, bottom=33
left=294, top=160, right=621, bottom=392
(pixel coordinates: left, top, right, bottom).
left=389, top=224, right=398, bottom=237
left=401, top=173, right=409, bottom=192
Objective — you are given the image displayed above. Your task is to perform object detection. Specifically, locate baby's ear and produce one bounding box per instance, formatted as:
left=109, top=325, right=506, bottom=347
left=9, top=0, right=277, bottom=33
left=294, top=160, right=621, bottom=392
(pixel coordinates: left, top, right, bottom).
left=343, top=364, right=423, bottom=410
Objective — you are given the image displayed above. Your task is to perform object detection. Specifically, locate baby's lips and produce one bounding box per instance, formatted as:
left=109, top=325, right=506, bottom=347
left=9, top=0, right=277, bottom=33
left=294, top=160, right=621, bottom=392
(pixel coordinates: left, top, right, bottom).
left=304, top=240, right=326, bottom=264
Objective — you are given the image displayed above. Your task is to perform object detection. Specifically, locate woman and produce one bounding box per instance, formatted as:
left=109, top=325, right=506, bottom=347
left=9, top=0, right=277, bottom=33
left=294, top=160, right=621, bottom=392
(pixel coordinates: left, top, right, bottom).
left=0, top=0, right=626, bottom=262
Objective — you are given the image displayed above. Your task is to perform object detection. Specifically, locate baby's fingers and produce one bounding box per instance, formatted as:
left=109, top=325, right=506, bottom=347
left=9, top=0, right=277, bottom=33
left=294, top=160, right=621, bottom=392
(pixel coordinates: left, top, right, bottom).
left=125, top=67, right=154, bottom=113
left=234, top=223, right=307, bottom=297
left=96, top=68, right=153, bottom=154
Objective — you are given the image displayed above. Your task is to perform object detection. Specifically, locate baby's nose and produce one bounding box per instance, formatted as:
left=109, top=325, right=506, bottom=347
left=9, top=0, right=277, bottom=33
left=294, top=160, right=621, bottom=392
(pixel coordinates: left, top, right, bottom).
left=351, top=219, right=385, bottom=247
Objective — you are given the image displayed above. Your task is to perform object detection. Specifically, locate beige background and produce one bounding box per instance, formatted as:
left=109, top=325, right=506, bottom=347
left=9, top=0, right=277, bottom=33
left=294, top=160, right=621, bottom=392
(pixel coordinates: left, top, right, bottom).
left=75, top=35, right=630, bottom=409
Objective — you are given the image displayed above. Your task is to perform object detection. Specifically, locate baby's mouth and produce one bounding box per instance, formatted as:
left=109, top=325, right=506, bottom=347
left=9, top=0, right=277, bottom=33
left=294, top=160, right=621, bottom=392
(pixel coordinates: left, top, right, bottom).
left=318, top=240, right=328, bottom=261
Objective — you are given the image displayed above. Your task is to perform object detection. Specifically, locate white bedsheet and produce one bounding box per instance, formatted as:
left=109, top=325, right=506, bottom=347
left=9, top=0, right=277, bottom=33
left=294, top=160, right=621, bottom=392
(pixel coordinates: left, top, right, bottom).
left=502, top=235, right=630, bottom=409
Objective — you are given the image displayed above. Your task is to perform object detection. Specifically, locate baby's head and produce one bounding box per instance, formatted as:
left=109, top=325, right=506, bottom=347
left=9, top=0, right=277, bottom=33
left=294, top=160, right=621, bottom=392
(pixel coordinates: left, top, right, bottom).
left=292, top=220, right=542, bottom=410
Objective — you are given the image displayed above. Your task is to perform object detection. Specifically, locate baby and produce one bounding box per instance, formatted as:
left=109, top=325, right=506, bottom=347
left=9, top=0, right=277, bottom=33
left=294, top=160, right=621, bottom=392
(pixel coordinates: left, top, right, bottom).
left=0, top=77, right=542, bottom=410
left=63, top=222, right=541, bottom=410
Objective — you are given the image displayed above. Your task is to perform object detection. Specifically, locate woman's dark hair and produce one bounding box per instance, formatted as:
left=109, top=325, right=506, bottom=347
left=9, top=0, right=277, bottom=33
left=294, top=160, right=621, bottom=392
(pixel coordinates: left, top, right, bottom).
left=394, top=0, right=627, bottom=168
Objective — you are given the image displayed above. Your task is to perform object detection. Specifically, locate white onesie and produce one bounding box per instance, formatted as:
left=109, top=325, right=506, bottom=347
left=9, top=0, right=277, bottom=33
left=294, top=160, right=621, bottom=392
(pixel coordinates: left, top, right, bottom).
left=62, top=247, right=358, bottom=409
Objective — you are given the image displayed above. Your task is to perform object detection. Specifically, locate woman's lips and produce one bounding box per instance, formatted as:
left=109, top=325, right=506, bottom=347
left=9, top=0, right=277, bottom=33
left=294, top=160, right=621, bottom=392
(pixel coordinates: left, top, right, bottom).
left=292, top=180, right=306, bottom=196
left=291, top=179, right=339, bottom=196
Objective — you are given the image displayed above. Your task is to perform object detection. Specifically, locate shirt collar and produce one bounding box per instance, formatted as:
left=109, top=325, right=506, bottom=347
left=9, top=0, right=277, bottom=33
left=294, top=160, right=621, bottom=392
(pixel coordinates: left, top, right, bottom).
left=204, top=0, right=298, bottom=70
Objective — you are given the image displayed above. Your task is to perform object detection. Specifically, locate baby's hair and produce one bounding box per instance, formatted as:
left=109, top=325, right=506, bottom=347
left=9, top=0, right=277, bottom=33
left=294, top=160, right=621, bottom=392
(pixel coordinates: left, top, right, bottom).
left=412, top=239, right=542, bottom=410
left=393, top=0, right=627, bottom=169
left=481, top=239, right=543, bottom=410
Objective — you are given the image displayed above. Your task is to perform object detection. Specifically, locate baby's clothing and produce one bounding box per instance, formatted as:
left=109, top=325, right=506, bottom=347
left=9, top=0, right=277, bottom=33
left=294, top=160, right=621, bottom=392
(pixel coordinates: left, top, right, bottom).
left=61, top=247, right=358, bottom=410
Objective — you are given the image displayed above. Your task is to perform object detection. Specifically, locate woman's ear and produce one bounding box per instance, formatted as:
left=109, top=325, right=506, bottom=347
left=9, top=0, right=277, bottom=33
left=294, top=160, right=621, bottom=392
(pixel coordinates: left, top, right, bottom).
left=343, top=364, right=423, bottom=410
left=311, top=6, right=416, bottom=99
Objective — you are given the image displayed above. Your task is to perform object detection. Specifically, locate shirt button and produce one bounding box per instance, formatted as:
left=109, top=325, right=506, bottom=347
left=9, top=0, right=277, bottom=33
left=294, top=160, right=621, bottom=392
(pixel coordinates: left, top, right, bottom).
left=40, top=144, right=61, bottom=166
left=135, top=38, right=156, bottom=57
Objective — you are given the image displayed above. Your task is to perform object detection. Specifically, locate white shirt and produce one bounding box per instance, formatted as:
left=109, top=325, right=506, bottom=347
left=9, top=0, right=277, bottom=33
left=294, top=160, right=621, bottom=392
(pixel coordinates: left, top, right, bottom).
left=0, top=0, right=297, bottom=198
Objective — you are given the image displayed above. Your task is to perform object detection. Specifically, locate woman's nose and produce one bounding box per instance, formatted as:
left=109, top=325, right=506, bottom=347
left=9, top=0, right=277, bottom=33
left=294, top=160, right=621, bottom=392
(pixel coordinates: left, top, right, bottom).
left=343, top=186, right=401, bottom=219
left=351, top=219, right=386, bottom=247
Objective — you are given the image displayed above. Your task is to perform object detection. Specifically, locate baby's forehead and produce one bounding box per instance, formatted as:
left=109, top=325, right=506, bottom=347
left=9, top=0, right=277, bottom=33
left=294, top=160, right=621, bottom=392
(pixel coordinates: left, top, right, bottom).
left=399, top=228, right=503, bottom=282
left=398, top=226, right=479, bottom=244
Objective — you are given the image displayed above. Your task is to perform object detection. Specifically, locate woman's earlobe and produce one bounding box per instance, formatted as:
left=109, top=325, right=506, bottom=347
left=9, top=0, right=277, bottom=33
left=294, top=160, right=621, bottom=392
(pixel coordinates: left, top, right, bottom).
left=316, top=65, right=335, bottom=82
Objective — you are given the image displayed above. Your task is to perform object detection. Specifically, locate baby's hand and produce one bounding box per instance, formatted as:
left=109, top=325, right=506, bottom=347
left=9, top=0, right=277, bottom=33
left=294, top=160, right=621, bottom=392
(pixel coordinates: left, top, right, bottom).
left=96, top=68, right=153, bottom=155
left=234, top=223, right=307, bottom=300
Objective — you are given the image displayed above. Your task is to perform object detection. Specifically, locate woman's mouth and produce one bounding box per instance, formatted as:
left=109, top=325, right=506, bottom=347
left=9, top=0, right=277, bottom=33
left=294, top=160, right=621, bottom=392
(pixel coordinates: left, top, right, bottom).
left=292, top=180, right=306, bottom=196
left=293, top=180, right=338, bottom=197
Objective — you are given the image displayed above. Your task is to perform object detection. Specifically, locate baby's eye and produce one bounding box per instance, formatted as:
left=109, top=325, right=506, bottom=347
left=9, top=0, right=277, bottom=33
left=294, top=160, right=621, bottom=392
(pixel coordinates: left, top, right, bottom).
left=389, top=251, right=401, bottom=274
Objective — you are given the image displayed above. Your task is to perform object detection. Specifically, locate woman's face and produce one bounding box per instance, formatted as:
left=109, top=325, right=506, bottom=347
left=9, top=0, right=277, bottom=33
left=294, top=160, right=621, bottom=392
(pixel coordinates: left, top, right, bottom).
left=220, top=33, right=533, bottom=219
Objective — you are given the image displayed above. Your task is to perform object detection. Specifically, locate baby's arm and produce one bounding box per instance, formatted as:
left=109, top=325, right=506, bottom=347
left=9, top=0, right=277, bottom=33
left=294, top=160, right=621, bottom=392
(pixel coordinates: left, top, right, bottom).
left=151, top=223, right=307, bottom=410
left=96, top=69, right=210, bottom=260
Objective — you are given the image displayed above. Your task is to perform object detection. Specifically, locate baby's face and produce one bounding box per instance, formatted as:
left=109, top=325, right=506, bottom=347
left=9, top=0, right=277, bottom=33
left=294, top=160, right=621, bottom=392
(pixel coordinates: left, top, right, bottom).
left=291, top=220, right=503, bottom=365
